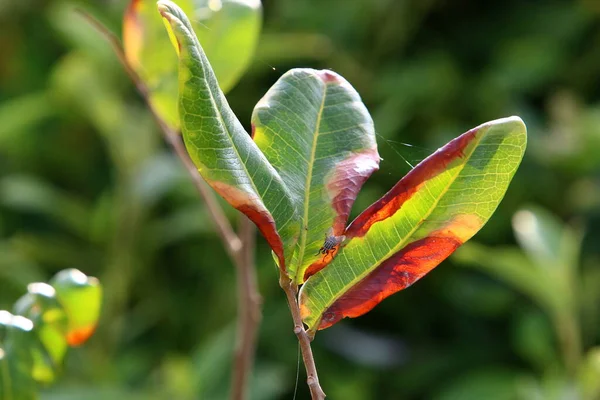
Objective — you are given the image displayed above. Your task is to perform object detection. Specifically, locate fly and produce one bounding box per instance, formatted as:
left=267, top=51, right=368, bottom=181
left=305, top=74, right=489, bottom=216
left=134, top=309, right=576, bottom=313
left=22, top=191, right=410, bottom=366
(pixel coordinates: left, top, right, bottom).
left=315, top=228, right=346, bottom=256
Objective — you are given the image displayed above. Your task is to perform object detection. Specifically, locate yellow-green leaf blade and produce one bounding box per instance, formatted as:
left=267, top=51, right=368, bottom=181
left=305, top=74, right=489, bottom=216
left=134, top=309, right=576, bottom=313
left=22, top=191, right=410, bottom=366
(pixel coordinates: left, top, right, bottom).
left=300, top=117, right=527, bottom=332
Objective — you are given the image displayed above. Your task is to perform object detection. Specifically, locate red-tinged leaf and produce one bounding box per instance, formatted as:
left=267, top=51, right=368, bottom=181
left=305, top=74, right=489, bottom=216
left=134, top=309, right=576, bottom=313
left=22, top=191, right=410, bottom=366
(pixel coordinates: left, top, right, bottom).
left=0, top=269, right=102, bottom=393
left=65, top=326, right=97, bottom=347
left=300, top=117, right=527, bottom=333
left=50, top=269, right=102, bottom=347
left=252, top=69, right=379, bottom=283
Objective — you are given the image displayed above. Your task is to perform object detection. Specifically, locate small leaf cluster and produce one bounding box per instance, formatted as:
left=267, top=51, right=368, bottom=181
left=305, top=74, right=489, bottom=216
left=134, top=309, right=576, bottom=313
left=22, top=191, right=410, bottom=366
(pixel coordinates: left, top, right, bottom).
left=0, top=269, right=102, bottom=399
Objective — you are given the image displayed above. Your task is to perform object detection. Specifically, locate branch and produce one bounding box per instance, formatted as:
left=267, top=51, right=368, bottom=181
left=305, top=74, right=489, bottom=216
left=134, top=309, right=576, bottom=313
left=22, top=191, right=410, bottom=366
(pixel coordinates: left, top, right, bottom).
left=78, top=10, right=262, bottom=399
left=76, top=9, right=243, bottom=259
left=279, top=272, right=326, bottom=399
left=231, top=217, right=261, bottom=400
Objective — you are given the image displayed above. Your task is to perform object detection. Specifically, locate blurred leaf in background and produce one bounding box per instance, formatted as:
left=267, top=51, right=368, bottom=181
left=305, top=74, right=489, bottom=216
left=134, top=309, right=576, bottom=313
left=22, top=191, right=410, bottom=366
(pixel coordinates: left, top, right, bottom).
left=123, top=0, right=262, bottom=129
left=0, top=269, right=102, bottom=398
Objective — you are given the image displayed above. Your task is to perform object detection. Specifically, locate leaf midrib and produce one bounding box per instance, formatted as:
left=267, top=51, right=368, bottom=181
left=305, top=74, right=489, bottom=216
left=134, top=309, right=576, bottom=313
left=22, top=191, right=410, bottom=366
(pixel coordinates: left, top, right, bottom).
left=293, top=79, right=328, bottom=282
left=313, top=129, right=487, bottom=319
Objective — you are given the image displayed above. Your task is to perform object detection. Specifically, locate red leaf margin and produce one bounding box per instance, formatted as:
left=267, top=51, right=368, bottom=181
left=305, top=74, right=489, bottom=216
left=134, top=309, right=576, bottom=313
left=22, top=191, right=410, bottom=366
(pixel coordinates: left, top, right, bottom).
left=300, top=123, right=500, bottom=330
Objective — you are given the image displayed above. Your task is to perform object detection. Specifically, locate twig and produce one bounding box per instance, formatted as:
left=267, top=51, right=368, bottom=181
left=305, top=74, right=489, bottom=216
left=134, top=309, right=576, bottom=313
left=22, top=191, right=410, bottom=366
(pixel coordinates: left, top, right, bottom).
left=231, top=217, right=261, bottom=400
left=78, top=10, right=262, bottom=399
left=77, top=9, right=242, bottom=259
left=279, top=272, right=326, bottom=399
left=552, top=310, right=582, bottom=377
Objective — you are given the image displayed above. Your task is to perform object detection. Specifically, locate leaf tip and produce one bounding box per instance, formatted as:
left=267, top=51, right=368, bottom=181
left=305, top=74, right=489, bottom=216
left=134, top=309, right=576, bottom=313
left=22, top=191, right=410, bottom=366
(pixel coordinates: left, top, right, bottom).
left=490, top=115, right=527, bottom=135
left=156, top=0, right=172, bottom=15
left=123, top=0, right=143, bottom=69
left=317, top=69, right=341, bottom=83
left=156, top=0, right=182, bottom=56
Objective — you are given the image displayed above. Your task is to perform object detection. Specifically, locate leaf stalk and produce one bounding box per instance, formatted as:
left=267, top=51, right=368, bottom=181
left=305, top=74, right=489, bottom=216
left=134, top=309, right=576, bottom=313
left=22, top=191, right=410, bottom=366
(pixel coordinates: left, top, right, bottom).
left=279, top=273, right=326, bottom=399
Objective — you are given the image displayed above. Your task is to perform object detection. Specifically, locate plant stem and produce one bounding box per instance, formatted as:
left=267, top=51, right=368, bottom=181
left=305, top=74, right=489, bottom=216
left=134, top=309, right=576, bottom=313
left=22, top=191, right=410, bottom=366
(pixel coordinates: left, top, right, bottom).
left=76, top=9, right=244, bottom=260
left=552, top=310, right=582, bottom=377
left=231, top=217, right=261, bottom=400
left=80, top=11, right=261, bottom=399
left=279, top=273, right=326, bottom=399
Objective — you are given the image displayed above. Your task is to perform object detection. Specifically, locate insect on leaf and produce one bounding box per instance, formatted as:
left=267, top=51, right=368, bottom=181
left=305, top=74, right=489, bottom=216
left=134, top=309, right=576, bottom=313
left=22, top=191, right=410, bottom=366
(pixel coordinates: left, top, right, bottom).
left=299, top=117, right=527, bottom=332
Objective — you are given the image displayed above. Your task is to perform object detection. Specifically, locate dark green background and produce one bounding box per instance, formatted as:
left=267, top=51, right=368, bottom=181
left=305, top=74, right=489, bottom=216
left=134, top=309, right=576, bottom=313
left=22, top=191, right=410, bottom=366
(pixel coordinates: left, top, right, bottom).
left=1, top=0, right=600, bottom=398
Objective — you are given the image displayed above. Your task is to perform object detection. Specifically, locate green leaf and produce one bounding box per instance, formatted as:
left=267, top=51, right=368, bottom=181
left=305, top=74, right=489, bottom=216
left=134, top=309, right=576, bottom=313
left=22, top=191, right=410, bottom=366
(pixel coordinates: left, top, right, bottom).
left=0, top=311, right=36, bottom=400
left=50, top=269, right=102, bottom=347
left=454, top=243, right=560, bottom=315
left=578, top=347, right=600, bottom=400
left=13, top=284, right=68, bottom=384
left=0, top=270, right=102, bottom=398
left=0, top=92, right=54, bottom=146
left=456, top=206, right=582, bottom=321
left=158, top=0, right=300, bottom=270
left=512, top=206, right=581, bottom=274
left=300, top=117, right=527, bottom=332
left=252, top=68, right=379, bottom=283
left=123, top=0, right=262, bottom=130
left=0, top=175, right=91, bottom=238
left=433, top=369, right=522, bottom=400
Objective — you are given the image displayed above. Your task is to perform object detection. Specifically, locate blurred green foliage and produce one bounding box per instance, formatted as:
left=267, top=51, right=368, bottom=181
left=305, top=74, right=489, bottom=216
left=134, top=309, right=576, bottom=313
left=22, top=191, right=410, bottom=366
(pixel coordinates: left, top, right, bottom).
left=123, top=0, right=262, bottom=129
left=1, top=0, right=600, bottom=399
left=1, top=269, right=102, bottom=399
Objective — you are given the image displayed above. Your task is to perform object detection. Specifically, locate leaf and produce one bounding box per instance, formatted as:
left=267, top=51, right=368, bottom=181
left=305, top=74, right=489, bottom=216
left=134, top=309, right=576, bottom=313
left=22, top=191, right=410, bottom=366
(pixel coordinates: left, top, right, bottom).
left=300, top=117, right=527, bottom=332
left=0, top=270, right=102, bottom=398
left=158, top=1, right=300, bottom=270
left=455, top=208, right=582, bottom=320
left=433, top=369, right=522, bottom=400
left=50, top=269, right=102, bottom=347
left=13, top=283, right=68, bottom=383
left=453, top=243, right=559, bottom=314
left=0, top=175, right=91, bottom=238
left=252, top=68, right=379, bottom=283
left=578, top=347, right=600, bottom=400
left=0, top=312, right=36, bottom=400
left=512, top=206, right=581, bottom=274
left=123, top=0, right=262, bottom=130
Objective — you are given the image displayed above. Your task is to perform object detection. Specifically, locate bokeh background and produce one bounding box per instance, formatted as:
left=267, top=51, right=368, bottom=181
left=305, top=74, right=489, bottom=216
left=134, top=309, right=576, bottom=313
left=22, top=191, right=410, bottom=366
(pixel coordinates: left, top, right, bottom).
left=2, top=0, right=600, bottom=399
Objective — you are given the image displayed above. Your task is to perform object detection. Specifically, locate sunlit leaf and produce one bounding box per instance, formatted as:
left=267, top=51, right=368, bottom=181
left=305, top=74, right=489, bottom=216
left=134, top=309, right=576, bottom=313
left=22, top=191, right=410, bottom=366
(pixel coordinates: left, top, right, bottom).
left=123, top=0, right=262, bottom=130
left=158, top=1, right=300, bottom=270
left=0, top=269, right=102, bottom=397
left=512, top=206, right=581, bottom=274
left=454, top=243, right=559, bottom=314
left=13, top=283, right=68, bottom=383
left=252, top=68, right=379, bottom=283
left=300, top=117, right=527, bottom=332
left=578, top=347, right=600, bottom=400
left=50, top=269, right=102, bottom=347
